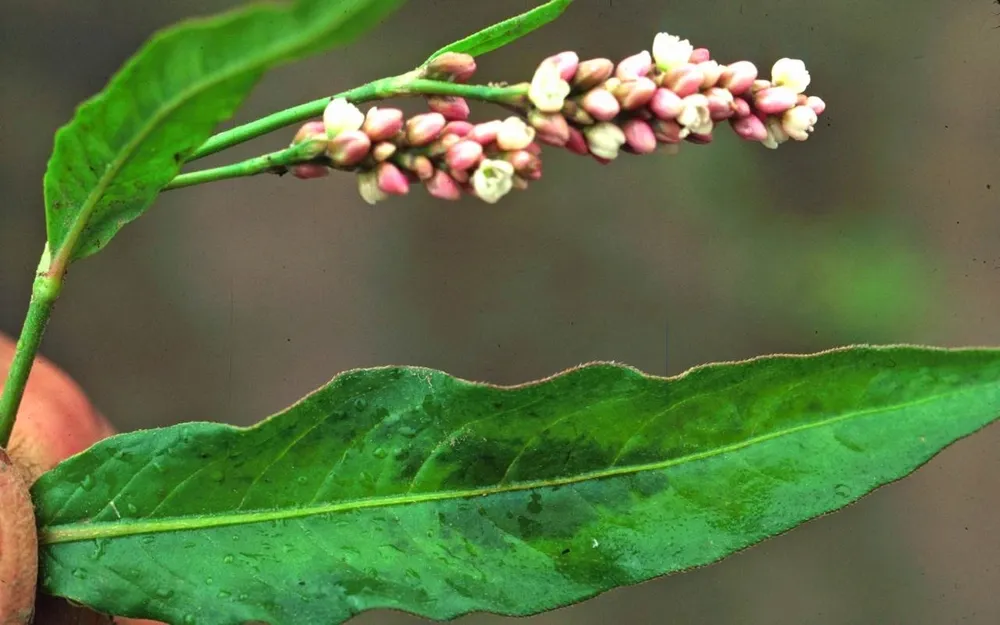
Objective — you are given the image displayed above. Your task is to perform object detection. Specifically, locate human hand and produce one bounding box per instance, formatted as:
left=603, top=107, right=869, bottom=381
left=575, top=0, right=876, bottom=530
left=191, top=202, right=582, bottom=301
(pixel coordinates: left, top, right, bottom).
left=0, top=334, right=162, bottom=625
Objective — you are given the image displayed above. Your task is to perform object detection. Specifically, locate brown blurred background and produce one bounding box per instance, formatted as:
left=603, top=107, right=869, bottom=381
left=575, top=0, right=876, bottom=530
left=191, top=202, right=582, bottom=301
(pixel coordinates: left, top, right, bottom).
left=2, top=1, right=1000, bottom=623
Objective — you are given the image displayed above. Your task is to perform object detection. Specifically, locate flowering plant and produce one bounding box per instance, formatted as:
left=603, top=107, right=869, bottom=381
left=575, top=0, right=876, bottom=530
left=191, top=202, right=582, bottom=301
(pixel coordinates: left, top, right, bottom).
left=2, top=2, right=997, bottom=625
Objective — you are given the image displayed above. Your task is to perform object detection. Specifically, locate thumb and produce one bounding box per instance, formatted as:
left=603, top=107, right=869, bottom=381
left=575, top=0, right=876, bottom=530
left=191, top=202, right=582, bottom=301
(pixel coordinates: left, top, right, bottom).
left=0, top=336, right=161, bottom=625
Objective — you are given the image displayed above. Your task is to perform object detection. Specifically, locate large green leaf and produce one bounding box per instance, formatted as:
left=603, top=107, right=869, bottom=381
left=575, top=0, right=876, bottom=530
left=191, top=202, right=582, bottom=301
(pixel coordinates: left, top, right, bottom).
left=43, top=0, right=404, bottom=264
left=34, top=346, right=1000, bottom=624
left=422, top=0, right=574, bottom=64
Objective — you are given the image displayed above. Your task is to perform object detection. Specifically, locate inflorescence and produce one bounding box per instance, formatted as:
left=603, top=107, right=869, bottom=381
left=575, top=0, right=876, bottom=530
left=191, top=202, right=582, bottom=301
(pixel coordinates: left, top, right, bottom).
left=289, top=31, right=826, bottom=205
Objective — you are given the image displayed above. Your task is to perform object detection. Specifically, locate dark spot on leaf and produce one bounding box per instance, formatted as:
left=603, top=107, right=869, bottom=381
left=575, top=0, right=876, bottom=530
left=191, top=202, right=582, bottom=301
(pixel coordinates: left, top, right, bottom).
left=527, top=492, right=543, bottom=514
left=561, top=547, right=571, bottom=555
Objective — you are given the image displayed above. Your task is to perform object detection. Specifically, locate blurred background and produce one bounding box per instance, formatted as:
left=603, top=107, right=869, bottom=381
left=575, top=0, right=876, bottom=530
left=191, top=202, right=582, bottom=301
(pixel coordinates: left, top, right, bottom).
left=2, top=0, right=999, bottom=623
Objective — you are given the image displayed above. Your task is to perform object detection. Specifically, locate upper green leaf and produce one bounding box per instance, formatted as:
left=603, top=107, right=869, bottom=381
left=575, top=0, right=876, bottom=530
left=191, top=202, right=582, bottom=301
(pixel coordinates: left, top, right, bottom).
left=34, top=346, right=1000, bottom=624
left=422, top=0, right=574, bottom=64
left=43, top=0, right=404, bottom=264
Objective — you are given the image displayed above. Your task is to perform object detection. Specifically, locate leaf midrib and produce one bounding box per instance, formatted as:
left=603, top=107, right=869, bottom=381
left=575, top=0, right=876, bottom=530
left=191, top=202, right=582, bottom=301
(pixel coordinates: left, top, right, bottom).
left=42, top=381, right=993, bottom=545
left=49, top=3, right=353, bottom=262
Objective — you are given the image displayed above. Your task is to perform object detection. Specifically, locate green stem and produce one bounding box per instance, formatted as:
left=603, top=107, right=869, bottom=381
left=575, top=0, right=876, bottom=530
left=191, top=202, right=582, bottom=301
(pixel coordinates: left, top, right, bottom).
left=186, top=75, right=528, bottom=162
left=0, top=247, right=63, bottom=447
left=165, top=141, right=321, bottom=190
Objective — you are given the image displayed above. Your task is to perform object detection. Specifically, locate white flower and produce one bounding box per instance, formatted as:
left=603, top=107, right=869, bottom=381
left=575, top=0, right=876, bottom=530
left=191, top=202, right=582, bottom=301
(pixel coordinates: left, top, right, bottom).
left=781, top=105, right=818, bottom=141
left=472, top=159, right=516, bottom=204
left=357, top=171, right=386, bottom=205
left=771, top=58, right=811, bottom=94
left=584, top=122, right=627, bottom=160
left=652, top=32, right=694, bottom=74
left=761, top=117, right=789, bottom=149
left=676, top=94, right=713, bottom=137
left=528, top=60, right=571, bottom=113
left=496, top=117, right=537, bottom=151
left=323, top=98, right=365, bottom=139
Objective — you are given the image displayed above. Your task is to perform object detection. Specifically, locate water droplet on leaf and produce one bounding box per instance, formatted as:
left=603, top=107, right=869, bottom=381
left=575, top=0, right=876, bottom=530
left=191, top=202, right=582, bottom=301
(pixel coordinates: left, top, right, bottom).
left=373, top=447, right=387, bottom=459
left=80, top=475, right=95, bottom=491
left=72, top=568, right=87, bottom=579
left=223, top=554, right=235, bottom=564
left=354, top=398, right=368, bottom=411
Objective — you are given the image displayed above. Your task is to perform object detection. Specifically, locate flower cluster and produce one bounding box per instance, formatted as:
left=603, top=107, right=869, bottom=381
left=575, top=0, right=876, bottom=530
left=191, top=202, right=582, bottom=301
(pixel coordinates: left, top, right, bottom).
left=523, top=33, right=826, bottom=159
left=288, top=32, right=825, bottom=205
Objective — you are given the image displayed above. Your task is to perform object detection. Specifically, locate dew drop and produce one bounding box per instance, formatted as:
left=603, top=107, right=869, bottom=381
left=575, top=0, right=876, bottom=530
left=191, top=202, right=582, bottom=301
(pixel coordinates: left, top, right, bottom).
left=114, top=450, right=128, bottom=460
left=80, top=475, right=95, bottom=491
left=223, top=554, right=235, bottom=564
left=205, top=577, right=214, bottom=585
left=72, top=568, right=87, bottom=579
left=183, top=615, right=196, bottom=624
left=126, top=503, right=138, bottom=514
left=140, top=536, right=155, bottom=545
left=217, top=590, right=232, bottom=599
left=238, top=593, right=249, bottom=601
left=296, top=475, right=308, bottom=485
left=354, top=398, right=368, bottom=411
left=210, top=470, right=225, bottom=482
left=392, top=447, right=406, bottom=460
left=155, top=588, right=174, bottom=599
left=834, top=483, right=851, bottom=498
left=372, top=447, right=387, bottom=459
left=399, top=426, right=417, bottom=438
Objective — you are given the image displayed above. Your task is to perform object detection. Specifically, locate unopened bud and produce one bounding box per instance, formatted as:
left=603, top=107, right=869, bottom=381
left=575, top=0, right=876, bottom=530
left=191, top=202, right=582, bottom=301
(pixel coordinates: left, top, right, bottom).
left=572, top=58, right=615, bottom=91
left=547, top=51, right=581, bottom=81
left=561, top=99, right=596, bottom=125
left=376, top=162, right=410, bottom=196
left=425, top=169, right=463, bottom=200
left=806, top=95, right=826, bottom=116
left=406, top=112, right=447, bottom=146
left=663, top=65, right=705, bottom=98
left=445, top=140, right=485, bottom=172
left=731, top=97, right=752, bottom=118
left=565, top=127, right=590, bottom=155
left=506, top=150, right=542, bottom=180
left=291, top=163, right=330, bottom=180
left=424, top=52, right=477, bottom=82
left=622, top=119, right=657, bottom=154
left=426, top=96, right=471, bottom=121
left=704, top=87, right=735, bottom=120
left=697, top=60, right=724, bottom=89
left=729, top=114, right=768, bottom=142
left=292, top=120, right=328, bottom=145
left=649, top=118, right=685, bottom=143
left=719, top=61, right=758, bottom=95
left=685, top=132, right=713, bottom=145
left=527, top=110, right=570, bottom=145
left=371, top=141, right=397, bottom=162
left=616, top=51, right=653, bottom=80
left=581, top=88, right=620, bottom=121
left=613, top=77, right=657, bottom=110
left=443, top=120, right=475, bottom=137
left=326, top=130, right=372, bottom=167
left=753, top=86, right=799, bottom=115
left=649, top=87, right=684, bottom=119
left=689, top=47, right=711, bottom=64
left=396, top=153, right=436, bottom=180
left=362, top=107, right=404, bottom=142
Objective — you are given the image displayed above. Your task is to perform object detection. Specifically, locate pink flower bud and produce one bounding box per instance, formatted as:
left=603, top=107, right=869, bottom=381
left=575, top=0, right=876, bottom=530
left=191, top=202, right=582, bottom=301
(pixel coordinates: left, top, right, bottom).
left=291, top=163, right=329, bottom=180
left=426, top=96, right=471, bottom=121
left=546, top=51, right=581, bottom=81
left=705, top=87, right=735, bottom=120
left=728, top=114, right=768, bottom=141
left=565, top=127, right=590, bottom=155
left=690, top=47, right=711, bottom=63
left=649, top=88, right=684, bottom=119
left=445, top=140, right=484, bottom=172
left=406, top=112, right=447, bottom=146
left=496, top=117, right=537, bottom=151
left=572, top=58, right=615, bottom=91
left=753, top=86, right=799, bottom=115
left=443, top=121, right=474, bottom=137
left=424, top=170, right=462, bottom=200
left=732, top=97, right=751, bottom=118
left=623, top=119, right=657, bottom=154
left=376, top=162, right=410, bottom=196
left=326, top=130, right=371, bottom=167
left=371, top=141, right=397, bottom=162
left=616, top=51, right=653, bottom=80
left=527, top=110, right=570, bottom=145
left=613, top=77, right=657, bottom=110
left=664, top=65, right=705, bottom=98
left=507, top=150, right=543, bottom=179
left=292, top=121, right=327, bottom=145
left=424, top=52, right=477, bottom=82
left=561, top=100, right=595, bottom=125
left=469, top=120, right=502, bottom=145
left=362, top=107, right=404, bottom=142
left=685, top=132, right=713, bottom=145
left=449, top=167, right=470, bottom=185
left=581, top=88, right=621, bottom=121
left=806, top=96, right=826, bottom=116
left=719, top=61, right=758, bottom=95
left=751, top=79, right=772, bottom=93
left=649, top=118, right=685, bottom=143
